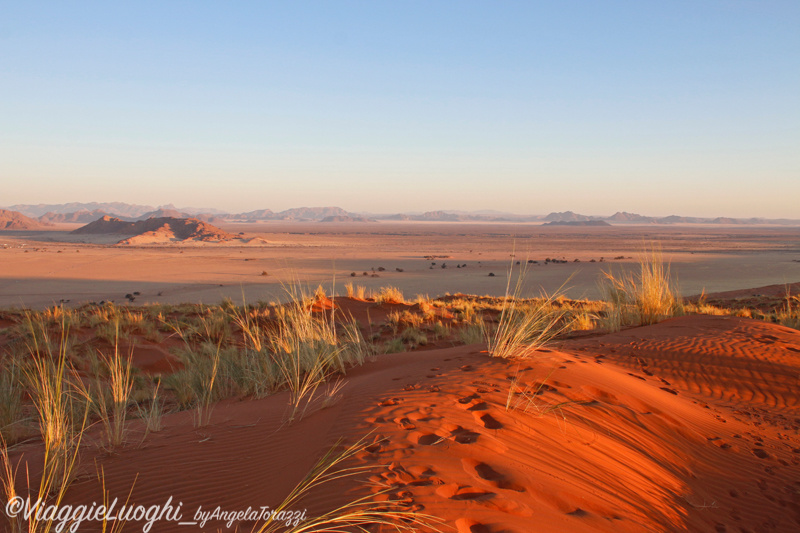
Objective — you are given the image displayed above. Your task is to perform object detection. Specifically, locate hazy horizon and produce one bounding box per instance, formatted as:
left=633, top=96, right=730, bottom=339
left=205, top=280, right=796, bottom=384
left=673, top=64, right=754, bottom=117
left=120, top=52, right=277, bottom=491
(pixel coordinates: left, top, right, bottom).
left=3, top=2, right=798, bottom=218
left=6, top=199, right=800, bottom=222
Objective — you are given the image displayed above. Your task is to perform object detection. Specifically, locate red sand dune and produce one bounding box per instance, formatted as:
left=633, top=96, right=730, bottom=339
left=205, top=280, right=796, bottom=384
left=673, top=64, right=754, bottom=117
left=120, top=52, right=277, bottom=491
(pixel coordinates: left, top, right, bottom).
left=13, top=312, right=790, bottom=533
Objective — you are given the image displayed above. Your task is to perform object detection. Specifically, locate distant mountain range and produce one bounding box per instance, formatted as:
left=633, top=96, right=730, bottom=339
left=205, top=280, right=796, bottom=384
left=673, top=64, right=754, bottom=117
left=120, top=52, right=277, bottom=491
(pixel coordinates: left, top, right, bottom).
left=3, top=203, right=800, bottom=227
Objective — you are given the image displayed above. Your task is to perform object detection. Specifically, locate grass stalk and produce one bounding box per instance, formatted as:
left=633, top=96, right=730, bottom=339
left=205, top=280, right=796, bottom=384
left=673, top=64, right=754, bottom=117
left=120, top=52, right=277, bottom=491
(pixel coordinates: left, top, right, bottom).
left=485, top=263, right=573, bottom=359
left=251, top=435, right=442, bottom=533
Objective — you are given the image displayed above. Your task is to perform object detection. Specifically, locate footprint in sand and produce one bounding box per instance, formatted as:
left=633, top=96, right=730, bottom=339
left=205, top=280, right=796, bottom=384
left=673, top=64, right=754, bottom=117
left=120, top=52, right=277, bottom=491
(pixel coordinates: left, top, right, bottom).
left=394, top=417, right=417, bottom=430
left=451, top=427, right=481, bottom=444
left=435, top=483, right=495, bottom=501
left=458, top=393, right=481, bottom=404
left=567, top=508, right=589, bottom=517
left=461, top=458, right=525, bottom=492
left=752, top=447, right=771, bottom=459
left=408, top=432, right=444, bottom=446
left=364, top=435, right=390, bottom=453
left=406, top=407, right=437, bottom=421
left=437, top=423, right=482, bottom=444
left=457, top=398, right=487, bottom=411
left=455, top=518, right=492, bottom=533
left=379, top=397, right=403, bottom=406
left=474, top=412, right=503, bottom=429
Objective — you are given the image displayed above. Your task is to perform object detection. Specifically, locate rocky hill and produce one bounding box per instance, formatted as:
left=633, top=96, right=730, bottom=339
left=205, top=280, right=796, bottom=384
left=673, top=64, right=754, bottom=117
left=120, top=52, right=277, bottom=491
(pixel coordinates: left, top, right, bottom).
left=72, top=216, right=235, bottom=244
left=0, top=209, right=51, bottom=229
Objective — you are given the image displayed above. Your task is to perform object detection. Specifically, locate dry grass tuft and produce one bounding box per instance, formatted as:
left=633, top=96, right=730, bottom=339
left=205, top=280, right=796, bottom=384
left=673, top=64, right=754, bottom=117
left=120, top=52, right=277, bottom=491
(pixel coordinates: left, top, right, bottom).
left=373, top=286, right=405, bottom=305
left=600, top=245, right=680, bottom=331
left=486, top=264, right=574, bottom=359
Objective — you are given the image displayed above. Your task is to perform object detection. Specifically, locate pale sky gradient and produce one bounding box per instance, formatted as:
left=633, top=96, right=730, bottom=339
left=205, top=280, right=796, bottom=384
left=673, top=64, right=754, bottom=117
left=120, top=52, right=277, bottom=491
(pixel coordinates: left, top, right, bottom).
left=2, top=1, right=798, bottom=217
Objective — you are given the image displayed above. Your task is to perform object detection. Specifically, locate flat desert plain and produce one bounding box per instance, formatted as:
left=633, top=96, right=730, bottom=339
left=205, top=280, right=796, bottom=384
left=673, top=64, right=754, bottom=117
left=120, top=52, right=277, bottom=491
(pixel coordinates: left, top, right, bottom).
left=1, top=222, right=799, bottom=308
left=1, top=222, right=800, bottom=533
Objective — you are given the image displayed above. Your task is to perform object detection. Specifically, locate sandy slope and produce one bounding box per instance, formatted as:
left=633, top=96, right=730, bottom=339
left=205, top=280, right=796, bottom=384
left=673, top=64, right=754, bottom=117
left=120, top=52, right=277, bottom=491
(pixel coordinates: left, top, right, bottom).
left=6, top=314, right=792, bottom=533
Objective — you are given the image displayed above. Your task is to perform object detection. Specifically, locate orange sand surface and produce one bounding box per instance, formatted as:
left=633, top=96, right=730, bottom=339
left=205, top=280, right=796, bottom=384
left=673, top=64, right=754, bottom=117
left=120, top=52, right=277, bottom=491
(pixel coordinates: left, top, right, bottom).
left=5, top=310, right=797, bottom=532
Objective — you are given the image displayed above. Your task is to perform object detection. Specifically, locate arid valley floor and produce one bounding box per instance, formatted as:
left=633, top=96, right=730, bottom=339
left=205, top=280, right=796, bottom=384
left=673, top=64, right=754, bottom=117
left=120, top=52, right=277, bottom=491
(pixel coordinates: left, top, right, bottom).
left=2, top=222, right=799, bottom=309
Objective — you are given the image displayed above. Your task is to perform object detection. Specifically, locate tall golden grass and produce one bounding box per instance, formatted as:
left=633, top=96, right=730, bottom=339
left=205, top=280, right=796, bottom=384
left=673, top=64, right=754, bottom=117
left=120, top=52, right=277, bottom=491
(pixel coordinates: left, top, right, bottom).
left=93, top=321, right=135, bottom=447
left=2, top=313, right=90, bottom=533
left=485, top=265, right=574, bottom=359
left=600, top=245, right=680, bottom=330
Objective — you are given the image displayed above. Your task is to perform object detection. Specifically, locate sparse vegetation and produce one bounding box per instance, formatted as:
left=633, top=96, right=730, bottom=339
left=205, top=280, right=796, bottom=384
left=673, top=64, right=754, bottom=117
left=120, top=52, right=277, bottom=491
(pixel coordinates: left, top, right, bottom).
left=92, top=323, right=135, bottom=446
left=775, top=292, right=800, bottom=330
left=485, top=265, right=574, bottom=359
left=599, top=245, right=680, bottom=331
left=373, top=286, right=405, bottom=305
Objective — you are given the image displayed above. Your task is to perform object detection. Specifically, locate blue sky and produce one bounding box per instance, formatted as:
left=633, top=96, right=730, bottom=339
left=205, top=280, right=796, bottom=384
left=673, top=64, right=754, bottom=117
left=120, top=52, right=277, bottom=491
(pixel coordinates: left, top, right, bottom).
left=2, top=1, right=798, bottom=217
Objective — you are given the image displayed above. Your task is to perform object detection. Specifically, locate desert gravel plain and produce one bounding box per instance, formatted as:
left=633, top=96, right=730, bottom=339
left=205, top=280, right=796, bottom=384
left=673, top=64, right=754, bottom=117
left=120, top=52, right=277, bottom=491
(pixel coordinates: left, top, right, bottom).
left=1, top=222, right=799, bottom=308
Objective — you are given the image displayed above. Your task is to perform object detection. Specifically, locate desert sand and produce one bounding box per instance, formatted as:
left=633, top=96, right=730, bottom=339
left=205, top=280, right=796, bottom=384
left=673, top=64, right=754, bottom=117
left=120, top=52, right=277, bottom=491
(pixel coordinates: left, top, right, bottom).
left=1, top=222, right=800, bottom=532
left=4, top=301, right=798, bottom=532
